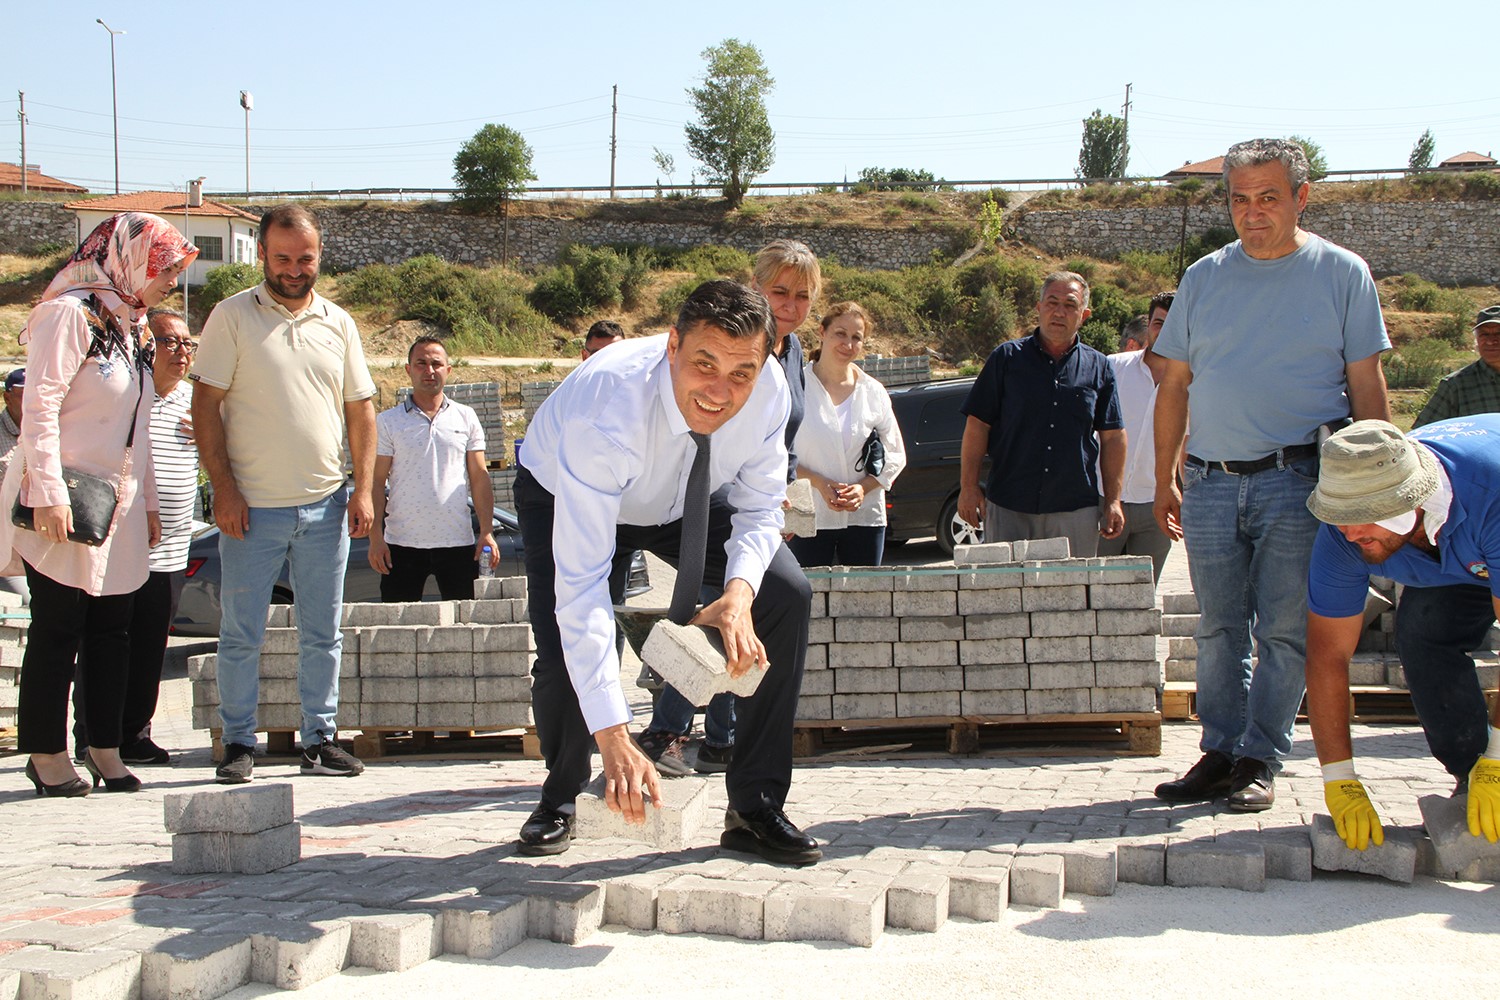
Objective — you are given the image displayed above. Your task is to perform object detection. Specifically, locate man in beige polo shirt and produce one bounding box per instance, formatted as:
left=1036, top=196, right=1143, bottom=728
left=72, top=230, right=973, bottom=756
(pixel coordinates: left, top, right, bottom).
left=191, top=204, right=377, bottom=784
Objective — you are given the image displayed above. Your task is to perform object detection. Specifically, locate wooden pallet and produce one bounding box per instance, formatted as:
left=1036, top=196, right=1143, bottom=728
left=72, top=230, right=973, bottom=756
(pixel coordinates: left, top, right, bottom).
left=791, top=712, right=1161, bottom=759
left=351, top=727, right=540, bottom=761
left=209, top=729, right=299, bottom=764
left=1162, top=682, right=1499, bottom=724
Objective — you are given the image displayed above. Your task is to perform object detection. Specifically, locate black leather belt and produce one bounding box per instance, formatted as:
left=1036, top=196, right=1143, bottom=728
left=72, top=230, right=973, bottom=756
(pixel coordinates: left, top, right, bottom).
left=1187, top=442, right=1319, bottom=476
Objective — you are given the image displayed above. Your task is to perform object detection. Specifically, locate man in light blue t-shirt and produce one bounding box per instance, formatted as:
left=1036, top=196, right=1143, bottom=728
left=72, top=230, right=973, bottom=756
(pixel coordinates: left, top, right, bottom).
left=1151, top=137, right=1391, bottom=813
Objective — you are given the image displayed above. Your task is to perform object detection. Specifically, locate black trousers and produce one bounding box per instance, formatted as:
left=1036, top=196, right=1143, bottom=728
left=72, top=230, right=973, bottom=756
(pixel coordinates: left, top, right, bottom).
left=515, top=465, right=810, bottom=813
left=1395, top=582, right=1497, bottom=779
left=73, top=569, right=184, bottom=748
left=380, top=543, right=476, bottom=602
left=18, top=562, right=134, bottom=754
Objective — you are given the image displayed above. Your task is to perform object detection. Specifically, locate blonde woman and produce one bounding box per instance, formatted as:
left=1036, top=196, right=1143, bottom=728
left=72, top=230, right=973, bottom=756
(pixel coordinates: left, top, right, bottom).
left=790, top=302, right=906, bottom=566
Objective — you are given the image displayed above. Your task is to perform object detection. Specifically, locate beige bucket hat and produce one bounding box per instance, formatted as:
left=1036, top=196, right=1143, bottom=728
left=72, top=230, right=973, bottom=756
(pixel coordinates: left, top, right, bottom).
left=1306, top=420, right=1441, bottom=525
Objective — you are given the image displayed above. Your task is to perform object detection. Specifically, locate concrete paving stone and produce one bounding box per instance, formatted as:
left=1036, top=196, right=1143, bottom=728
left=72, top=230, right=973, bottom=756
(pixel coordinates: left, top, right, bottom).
left=1159, top=613, right=1198, bottom=637
left=260, top=628, right=301, bottom=655
left=807, top=618, right=835, bottom=643
left=892, top=591, right=958, bottom=617
left=1013, top=537, right=1071, bottom=561
left=945, top=867, right=1009, bottom=921
left=257, top=654, right=299, bottom=680
left=656, top=875, right=773, bottom=940
left=963, top=664, right=1029, bottom=690
left=1025, top=636, right=1094, bottom=663
left=807, top=593, right=827, bottom=618
left=1057, top=845, right=1118, bottom=896
left=883, top=872, right=949, bottom=932
left=1020, top=561, right=1091, bottom=587
left=835, top=616, right=900, bottom=643
left=1092, top=635, right=1158, bottom=663
left=893, top=642, right=958, bottom=670
left=642, top=621, right=765, bottom=707
left=804, top=645, right=828, bottom=672
left=164, top=784, right=294, bottom=836
left=247, top=917, right=352, bottom=990
left=1087, top=556, right=1154, bottom=585
left=832, top=694, right=896, bottom=720
left=1160, top=592, right=1198, bottom=614
left=437, top=896, right=527, bottom=959
left=828, top=592, right=892, bottom=617
left=896, top=692, right=962, bottom=717
left=602, top=871, right=680, bottom=931
left=961, top=690, right=1026, bottom=715
left=763, top=882, right=885, bottom=947
left=799, top=670, right=834, bottom=695
left=258, top=678, right=300, bottom=704
left=186, top=654, right=216, bottom=681
left=1028, top=610, right=1096, bottom=638
left=360, top=626, right=418, bottom=656
left=953, top=542, right=1013, bottom=565
left=956, top=588, right=1025, bottom=616
left=416, top=677, right=477, bottom=703
left=1093, top=659, right=1160, bottom=687
left=1115, top=839, right=1166, bottom=885
left=1027, top=662, right=1094, bottom=688
left=830, top=569, right=898, bottom=592
left=473, top=676, right=531, bottom=702
left=1418, top=792, right=1500, bottom=874
left=110, top=929, right=252, bottom=1000
left=1310, top=814, right=1418, bottom=883
left=963, top=613, right=1030, bottom=640
left=473, top=650, right=533, bottom=678
left=1168, top=636, right=1198, bottom=660
left=344, top=911, right=441, bottom=973
left=1089, top=582, right=1156, bottom=610
left=1020, top=586, right=1089, bottom=613
left=834, top=666, right=900, bottom=693
left=258, top=703, right=302, bottom=730
left=526, top=882, right=605, bottom=944
left=1025, top=688, right=1091, bottom=715
left=456, top=599, right=515, bottom=625
left=957, top=566, right=1025, bottom=592
left=573, top=773, right=710, bottom=852
left=171, top=823, right=301, bottom=875
left=361, top=703, right=418, bottom=728
left=1250, top=829, right=1314, bottom=882
left=0, top=946, right=141, bottom=1000
left=1094, top=608, right=1161, bottom=636
left=893, top=570, right=961, bottom=592
left=795, top=696, right=832, bottom=721
left=959, top=638, right=1025, bottom=666
left=265, top=605, right=294, bottom=628
left=1164, top=659, right=1197, bottom=682
left=1008, top=854, right=1064, bottom=908
left=1166, top=838, right=1265, bottom=892
left=828, top=643, right=894, bottom=671
left=361, top=651, right=417, bottom=679
left=472, top=624, right=532, bottom=653
left=3, top=917, right=137, bottom=951
left=895, top=665, right=963, bottom=692
left=1089, top=686, right=1158, bottom=714
left=416, top=702, right=477, bottom=729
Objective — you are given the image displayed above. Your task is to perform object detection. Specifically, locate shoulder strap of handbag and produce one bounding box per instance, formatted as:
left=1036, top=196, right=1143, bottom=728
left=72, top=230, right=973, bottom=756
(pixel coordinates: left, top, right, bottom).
left=15, top=354, right=146, bottom=487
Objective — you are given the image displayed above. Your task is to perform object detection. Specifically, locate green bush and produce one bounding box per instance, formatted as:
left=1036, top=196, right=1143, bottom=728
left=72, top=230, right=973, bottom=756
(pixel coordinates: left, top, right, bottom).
left=529, top=265, right=590, bottom=321
left=1116, top=250, right=1176, bottom=282
left=1462, top=171, right=1500, bottom=199
left=197, top=263, right=262, bottom=315
left=527, top=245, right=655, bottom=322
left=1394, top=274, right=1442, bottom=312
left=1078, top=319, right=1118, bottom=355
left=1383, top=338, right=1459, bottom=389
left=652, top=244, right=753, bottom=281
left=655, top=277, right=700, bottom=323
left=1410, top=172, right=1462, bottom=199
left=1064, top=258, right=1098, bottom=282
left=1084, top=283, right=1143, bottom=339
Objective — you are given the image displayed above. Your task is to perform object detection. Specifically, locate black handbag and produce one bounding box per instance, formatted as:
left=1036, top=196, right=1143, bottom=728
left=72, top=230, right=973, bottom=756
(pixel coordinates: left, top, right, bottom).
left=854, top=429, right=885, bottom=477
left=10, top=359, right=145, bottom=547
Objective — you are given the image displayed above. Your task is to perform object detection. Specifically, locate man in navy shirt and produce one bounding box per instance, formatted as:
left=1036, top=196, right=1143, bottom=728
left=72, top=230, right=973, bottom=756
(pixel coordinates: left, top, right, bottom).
left=958, top=270, right=1125, bottom=558
left=1303, top=418, right=1500, bottom=851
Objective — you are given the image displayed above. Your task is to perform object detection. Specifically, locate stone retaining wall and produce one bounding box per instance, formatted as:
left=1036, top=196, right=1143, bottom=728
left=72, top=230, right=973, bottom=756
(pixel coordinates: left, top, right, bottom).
left=0, top=201, right=76, bottom=254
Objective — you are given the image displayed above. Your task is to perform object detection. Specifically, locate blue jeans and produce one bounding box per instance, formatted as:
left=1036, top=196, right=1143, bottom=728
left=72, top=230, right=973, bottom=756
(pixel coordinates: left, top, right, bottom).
left=649, top=580, right=736, bottom=748
left=1181, top=457, right=1320, bottom=769
left=1395, top=583, right=1495, bottom=780
left=216, top=489, right=350, bottom=749
left=788, top=525, right=887, bottom=568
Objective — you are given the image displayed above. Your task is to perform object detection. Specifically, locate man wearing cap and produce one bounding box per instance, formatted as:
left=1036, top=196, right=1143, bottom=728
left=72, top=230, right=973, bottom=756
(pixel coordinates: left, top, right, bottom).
left=1304, top=417, right=1500, bottom=850
left=1152, top=137, right=1391, bottom=812
left=1413, top=305, right=1500, bottom=427
left=0, top=369, right=23, bottom=471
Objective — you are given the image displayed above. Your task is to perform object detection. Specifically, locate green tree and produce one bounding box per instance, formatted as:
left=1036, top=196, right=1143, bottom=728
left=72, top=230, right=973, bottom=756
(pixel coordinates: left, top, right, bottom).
left=452, top=124, right=537, bottom=213
left=1409, top=129, right=1436, bottom=171
left=651, top=147, right=676, bottom=189
left=858, top=167, right=941, bottom=192
left=1076, top=110, right=1129, bottom=182
left=684, top=38, right=776, bottom=208
left=1288, top=134, right=1329, bottom=181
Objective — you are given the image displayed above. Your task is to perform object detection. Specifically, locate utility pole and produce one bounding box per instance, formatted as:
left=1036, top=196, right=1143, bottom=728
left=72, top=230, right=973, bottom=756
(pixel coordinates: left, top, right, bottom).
left=609, top=84, right=618, bottom=199
left=240, top=92, right=253, bottom=199
left=1121, top=82, right=1133, bottom=177
left=17, top=91, right=26, bottom=195
left=97, top=19, right=124, bottom=194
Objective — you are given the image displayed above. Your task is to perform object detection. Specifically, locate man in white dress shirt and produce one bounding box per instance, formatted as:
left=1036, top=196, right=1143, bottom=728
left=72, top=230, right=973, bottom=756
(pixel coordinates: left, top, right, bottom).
left=513, top=280, right=818, bottom=865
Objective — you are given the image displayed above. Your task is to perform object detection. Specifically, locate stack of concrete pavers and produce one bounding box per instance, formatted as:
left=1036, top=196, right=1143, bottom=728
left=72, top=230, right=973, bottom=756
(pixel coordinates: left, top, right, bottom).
left=187, top=575, right=534, bottom=737
left=0, top=593, right=24, bottom=733
left=166, top=784, right=301, bottom=875
left=856, top=353, right=932, bottom=387
left=796, top=538, right=1162, bottom=723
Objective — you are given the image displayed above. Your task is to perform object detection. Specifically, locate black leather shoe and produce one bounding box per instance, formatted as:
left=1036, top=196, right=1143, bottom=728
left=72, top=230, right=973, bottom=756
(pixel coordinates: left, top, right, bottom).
left=1154, top=750, right=1234, bottom=803
left=1226, top=757, right=1275, bottom=812
left=721, top=806, right=822, bottom=866
left=517, top=805, right=574, bottom=856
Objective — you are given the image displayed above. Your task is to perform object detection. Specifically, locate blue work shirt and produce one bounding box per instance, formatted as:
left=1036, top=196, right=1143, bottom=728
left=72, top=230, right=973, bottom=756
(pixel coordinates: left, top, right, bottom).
left=961, top=330, right=1123, bottom=514
left=1307, top=415, right=1500, bottom=618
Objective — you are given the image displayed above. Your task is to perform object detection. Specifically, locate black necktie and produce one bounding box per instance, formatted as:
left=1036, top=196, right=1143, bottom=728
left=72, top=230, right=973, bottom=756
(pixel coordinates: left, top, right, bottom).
left=668, top=432, right=711, bottom=625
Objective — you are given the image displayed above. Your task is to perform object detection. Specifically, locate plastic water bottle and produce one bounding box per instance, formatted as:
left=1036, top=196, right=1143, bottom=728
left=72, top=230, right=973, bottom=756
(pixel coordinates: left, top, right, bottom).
left=478, top=545, right=495, bottom=579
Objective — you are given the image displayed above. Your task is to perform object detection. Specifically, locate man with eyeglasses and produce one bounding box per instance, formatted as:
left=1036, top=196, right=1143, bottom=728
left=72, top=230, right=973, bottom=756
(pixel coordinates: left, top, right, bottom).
left=72, top=308, right=199, bottom=766
left=1414, top=305, right=1500, bottom=427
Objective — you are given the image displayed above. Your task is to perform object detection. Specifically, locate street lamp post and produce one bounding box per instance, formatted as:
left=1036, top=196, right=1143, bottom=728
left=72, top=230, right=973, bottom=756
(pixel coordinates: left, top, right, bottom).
left=239, top=91, right=253, bottom=199
left=96, top=18, right=124, bottom=194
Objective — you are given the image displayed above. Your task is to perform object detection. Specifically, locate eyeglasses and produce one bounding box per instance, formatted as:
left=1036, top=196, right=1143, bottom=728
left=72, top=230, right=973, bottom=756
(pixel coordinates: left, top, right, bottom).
left=154, top=337, right=197, bottom=354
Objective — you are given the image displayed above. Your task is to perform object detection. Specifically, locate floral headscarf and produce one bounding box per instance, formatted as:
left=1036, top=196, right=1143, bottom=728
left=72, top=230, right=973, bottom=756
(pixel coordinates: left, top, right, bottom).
left=23, top=213, right=198, bottom=344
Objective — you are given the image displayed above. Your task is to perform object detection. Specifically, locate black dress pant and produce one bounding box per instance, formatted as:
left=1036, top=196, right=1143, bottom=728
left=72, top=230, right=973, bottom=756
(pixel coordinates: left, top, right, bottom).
left=73, top=569, right=183, bottom=748
left=380, top=543, right=476, bottom=602
left=19, top=562, right=134, bottom=754
left=515, top=465, right=810, bottom=813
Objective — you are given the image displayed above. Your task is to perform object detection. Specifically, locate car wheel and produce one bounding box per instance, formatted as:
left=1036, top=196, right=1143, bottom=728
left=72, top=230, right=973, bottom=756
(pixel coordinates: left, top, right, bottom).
left=937, top=495, right=982, bottom=556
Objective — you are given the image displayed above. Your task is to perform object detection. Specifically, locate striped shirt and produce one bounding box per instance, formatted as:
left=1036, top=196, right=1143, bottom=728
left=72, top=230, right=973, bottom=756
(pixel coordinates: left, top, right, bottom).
left=148, top=381, right=198, bottom=572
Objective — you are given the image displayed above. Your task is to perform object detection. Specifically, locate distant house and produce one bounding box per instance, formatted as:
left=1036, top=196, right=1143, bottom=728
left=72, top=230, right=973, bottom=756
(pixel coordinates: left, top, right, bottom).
left=1161, top=156, right=1224, bottom=182
left=64, top=191, right=259, bottom=288
left=0, top=163, right=88, bottom=194
left=1437, top=151, right=1497, bottom=171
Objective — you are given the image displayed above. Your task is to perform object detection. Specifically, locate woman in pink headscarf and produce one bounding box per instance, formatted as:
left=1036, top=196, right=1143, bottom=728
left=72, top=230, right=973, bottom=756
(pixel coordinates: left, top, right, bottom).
left=2, top=212, right=197, bottom=797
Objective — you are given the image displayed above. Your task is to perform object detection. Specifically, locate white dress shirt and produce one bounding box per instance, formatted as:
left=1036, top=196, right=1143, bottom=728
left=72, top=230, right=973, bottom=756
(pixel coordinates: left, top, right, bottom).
left=1103, top=349, right=1160, bottom=505
left=793, top=364, right=907, bottom=528
left=520, top=333, right=790, bottom=732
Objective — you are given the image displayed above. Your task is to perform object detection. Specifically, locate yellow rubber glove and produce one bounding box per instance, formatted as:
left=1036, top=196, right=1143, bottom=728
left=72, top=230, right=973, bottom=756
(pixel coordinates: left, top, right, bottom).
left=1466, top=757, right=1500, bottom=842
left=1324, top=779, right=1384, bottom=851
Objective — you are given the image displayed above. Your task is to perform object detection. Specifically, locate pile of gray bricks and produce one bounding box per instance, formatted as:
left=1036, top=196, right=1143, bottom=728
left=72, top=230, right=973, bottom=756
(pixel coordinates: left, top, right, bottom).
left=0, top=594, right=22, bottom=733
left=396, top=381, right=506, bottom=465
left=187, top=576, right=534, bottom=735
left=166, top=784, right=301, bottom=875
left=796, top=540, right=1162, bottom=723
left=521, top=380, right=561, bottom=422
left=855, top=353, right=932, bottom=387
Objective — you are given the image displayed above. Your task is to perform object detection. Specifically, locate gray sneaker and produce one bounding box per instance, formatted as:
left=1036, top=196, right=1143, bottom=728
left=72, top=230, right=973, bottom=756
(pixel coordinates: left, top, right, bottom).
left=215, top=743, right=255, bottom=784
left=300, top=736, right=365, bottom=777
left=634, top=728, right=691, bottom=777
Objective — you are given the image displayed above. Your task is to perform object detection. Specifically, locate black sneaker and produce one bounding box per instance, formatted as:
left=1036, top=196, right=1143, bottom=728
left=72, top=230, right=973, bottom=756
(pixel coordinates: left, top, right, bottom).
left=216, top=743, right=255, bottom=784
left=694, top=742, right=733, bottom=774
left=300, top=736, right=365, bottom=777
left=634, top=728, right=691, bottom=777
left=119, top=737, right=171, bottom=766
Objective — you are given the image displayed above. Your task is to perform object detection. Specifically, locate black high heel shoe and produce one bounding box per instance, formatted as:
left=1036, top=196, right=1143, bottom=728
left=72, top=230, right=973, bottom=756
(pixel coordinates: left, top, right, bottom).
left=24, top=759, right=91, bottom=798
left=83, top=751, right=142, bottom=793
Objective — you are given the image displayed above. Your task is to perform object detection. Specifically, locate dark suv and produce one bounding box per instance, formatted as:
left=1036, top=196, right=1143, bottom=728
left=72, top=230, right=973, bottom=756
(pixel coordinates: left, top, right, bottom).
left=884, top=377, right=987, bottom=555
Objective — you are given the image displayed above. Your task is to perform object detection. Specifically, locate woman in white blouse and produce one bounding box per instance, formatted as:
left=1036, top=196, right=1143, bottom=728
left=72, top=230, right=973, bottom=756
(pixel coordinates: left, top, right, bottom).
left=789, top=302, right=907, bottom=567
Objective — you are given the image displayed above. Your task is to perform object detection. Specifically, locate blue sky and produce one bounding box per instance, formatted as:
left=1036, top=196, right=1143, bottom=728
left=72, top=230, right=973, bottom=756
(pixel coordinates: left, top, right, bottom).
left=6, top=3, right=1499, bottom=196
